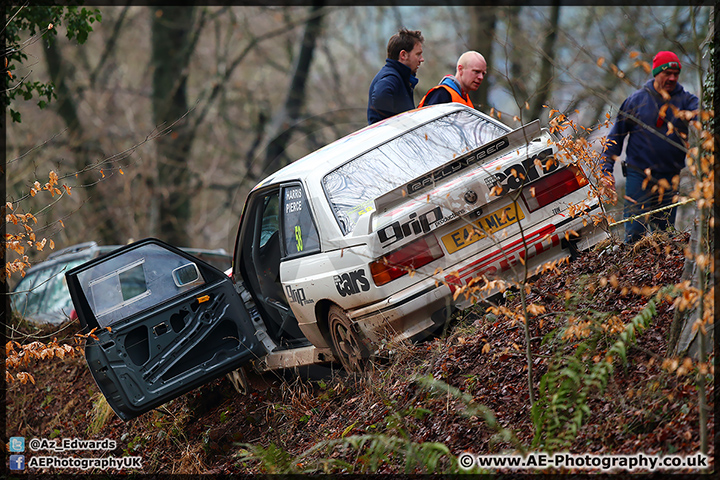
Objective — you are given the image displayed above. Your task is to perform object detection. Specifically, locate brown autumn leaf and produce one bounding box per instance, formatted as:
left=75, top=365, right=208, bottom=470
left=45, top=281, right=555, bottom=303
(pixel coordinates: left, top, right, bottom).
left=16, top=372, right=35, bottom=385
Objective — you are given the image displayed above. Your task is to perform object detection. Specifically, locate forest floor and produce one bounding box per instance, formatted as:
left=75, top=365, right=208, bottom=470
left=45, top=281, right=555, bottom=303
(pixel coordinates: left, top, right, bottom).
left=6, top=230, right=715, bottom=474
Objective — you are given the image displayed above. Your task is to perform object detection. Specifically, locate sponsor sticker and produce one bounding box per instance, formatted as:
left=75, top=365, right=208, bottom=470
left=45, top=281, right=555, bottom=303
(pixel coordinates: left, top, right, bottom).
left=286, top=285, right=314, bottom=306
left=334, top=269, right=370, bottom=296
left=406, top=137, right=510, bottom=195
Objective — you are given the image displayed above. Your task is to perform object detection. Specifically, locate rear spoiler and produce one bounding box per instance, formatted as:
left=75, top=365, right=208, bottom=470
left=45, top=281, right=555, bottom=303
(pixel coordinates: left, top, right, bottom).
left=374, top=120, right=542, bottom=215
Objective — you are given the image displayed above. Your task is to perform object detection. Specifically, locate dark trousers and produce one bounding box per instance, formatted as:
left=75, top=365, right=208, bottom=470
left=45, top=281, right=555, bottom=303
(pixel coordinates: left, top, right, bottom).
left=623, top=168, right=678, bottom=243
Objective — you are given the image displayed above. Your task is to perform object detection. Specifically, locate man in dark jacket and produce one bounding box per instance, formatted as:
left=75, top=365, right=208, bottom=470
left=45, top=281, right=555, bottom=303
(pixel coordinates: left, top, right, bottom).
left=600, top=50, right=699, bottom=243
left=367, top=28, right=424, bottom=125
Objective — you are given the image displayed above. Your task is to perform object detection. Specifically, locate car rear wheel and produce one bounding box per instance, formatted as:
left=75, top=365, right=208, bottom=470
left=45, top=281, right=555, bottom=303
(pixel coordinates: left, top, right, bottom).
left=328, top=305, right=369, bottom=373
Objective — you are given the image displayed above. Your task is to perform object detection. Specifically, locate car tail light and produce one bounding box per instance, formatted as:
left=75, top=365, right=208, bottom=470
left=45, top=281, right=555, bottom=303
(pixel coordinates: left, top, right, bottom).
left=522, top=165, right=589, bottom=212
left=370, top=234, right=445, bottom=286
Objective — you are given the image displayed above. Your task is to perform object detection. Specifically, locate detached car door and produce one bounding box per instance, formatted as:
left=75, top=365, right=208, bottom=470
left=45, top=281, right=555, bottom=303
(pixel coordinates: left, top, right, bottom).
left=66, top=238, right=266, bottom=421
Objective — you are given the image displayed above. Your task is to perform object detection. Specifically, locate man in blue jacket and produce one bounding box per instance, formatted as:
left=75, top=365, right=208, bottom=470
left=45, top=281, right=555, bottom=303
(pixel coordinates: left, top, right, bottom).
left=600, top=50, right=699, bottom=243
left=367, top=28, right=424, bottom=125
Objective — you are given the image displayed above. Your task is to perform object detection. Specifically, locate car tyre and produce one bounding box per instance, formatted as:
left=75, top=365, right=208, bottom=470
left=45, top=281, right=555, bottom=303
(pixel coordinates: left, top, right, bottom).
left=328, top=305, right=369, bottom=374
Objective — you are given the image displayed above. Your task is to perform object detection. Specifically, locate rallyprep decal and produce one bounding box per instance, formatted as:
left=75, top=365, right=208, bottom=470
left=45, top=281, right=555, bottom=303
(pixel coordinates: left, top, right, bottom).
left=406, top=136, right=510, bottom=195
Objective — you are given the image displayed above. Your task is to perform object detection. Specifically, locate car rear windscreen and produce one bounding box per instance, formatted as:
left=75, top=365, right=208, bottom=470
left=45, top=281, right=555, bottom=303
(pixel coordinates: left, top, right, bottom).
left=322, top=111, right=509, bottom=235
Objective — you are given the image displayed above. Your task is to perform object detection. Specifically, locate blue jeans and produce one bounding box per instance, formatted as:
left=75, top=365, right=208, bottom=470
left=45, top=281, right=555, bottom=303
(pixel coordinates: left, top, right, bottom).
left=623, top=168, right=678, bottom=243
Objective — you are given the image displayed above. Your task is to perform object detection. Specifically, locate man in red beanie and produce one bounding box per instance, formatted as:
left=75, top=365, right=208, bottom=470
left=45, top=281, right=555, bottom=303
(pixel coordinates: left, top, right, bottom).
left=600, top=50, right=698, bottom=243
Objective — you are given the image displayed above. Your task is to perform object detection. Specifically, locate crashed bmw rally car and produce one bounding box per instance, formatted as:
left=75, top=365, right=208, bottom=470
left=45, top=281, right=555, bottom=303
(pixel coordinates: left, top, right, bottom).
left=66, top=103, right=608, bottom=420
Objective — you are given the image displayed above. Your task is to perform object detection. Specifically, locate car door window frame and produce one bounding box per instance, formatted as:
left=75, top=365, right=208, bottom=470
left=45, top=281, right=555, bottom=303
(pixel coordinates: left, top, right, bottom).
left=280, top=181, right=320, bottom=261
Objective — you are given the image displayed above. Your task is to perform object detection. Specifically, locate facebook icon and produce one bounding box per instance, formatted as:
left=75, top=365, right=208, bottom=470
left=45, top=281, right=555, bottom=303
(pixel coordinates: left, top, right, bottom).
left=10, top=454, right=26, bottom=471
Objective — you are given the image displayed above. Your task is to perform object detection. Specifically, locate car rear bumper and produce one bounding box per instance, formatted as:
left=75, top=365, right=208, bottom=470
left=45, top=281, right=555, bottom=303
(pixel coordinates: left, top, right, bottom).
left=347, top=214, right=608, bottom=344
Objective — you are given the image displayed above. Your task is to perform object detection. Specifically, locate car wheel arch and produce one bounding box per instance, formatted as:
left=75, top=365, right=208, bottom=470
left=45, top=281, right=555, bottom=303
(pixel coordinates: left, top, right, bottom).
left=313, top=299, right=369, bottom=371
left=313, top=299, right=334, bottom=348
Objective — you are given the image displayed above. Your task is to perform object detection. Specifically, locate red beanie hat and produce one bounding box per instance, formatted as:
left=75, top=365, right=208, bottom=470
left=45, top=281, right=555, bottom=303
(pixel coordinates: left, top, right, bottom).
left=652, top=51, right=681, bottom=76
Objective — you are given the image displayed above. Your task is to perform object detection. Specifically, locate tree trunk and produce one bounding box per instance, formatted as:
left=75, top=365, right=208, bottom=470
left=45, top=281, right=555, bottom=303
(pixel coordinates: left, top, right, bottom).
left=528, top=3, right=560, bottom=120
left=672, top=205, right=714, bottom=358
left=43, top=37, right=121, bottom=245
left=468, top=6, right=497, bottom=112
left=668, top=214, right=697, bottom=352
left=151, top=6, right=196, bottom=247
left=506, top=6, right=529, bottom=113
left=260, top=2, right=326, bottom=179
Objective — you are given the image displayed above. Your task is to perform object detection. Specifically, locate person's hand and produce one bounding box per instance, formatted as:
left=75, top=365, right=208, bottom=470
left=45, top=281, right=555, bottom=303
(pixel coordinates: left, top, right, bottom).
left=599, top=173, right=617, bottom=203
left=600, top=173, right=615, bottom=188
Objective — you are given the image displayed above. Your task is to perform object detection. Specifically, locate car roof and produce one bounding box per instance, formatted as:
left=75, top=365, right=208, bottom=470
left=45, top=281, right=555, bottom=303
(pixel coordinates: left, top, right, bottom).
left=252, top=104, right=509, bottom=191
left=18, top=242, right=112, bottom=276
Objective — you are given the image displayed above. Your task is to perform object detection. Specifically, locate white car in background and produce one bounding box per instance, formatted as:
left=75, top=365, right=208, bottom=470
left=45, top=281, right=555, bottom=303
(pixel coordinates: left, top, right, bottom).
left=66, top=104, right=607, bottom=420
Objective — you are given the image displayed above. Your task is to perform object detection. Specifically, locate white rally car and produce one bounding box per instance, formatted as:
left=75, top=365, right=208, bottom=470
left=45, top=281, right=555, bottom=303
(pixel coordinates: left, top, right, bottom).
left=66, top=104, right=607, bottom=420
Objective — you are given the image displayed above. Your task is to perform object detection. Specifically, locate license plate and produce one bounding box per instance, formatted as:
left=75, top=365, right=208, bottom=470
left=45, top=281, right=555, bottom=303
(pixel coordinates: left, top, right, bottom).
left=441, top=204, right=525, bottom=254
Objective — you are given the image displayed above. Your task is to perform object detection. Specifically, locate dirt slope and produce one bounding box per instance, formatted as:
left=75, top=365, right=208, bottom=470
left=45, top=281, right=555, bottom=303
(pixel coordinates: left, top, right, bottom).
left=5, top=231, right=714, bottom=474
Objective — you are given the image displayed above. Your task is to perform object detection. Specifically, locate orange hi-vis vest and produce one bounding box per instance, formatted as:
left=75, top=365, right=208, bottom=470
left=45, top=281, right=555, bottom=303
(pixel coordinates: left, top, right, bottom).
left=418, top=84, right=473, bottom=108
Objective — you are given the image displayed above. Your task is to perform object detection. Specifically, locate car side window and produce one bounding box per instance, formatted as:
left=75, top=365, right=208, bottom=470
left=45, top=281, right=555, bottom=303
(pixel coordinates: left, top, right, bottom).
left=43, top=260, right=85, bottom=318
left=75, top=244, right=208, bottom=328
left=11, top=269, right=46, bottom=316
left=259, top=193, right=280, bottom=249
left=282, top=183, right=319, bottom=258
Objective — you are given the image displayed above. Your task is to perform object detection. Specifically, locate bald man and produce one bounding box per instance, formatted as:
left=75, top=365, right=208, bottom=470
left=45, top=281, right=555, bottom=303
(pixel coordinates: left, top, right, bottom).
left=419, top=51, right=487, bottom=108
